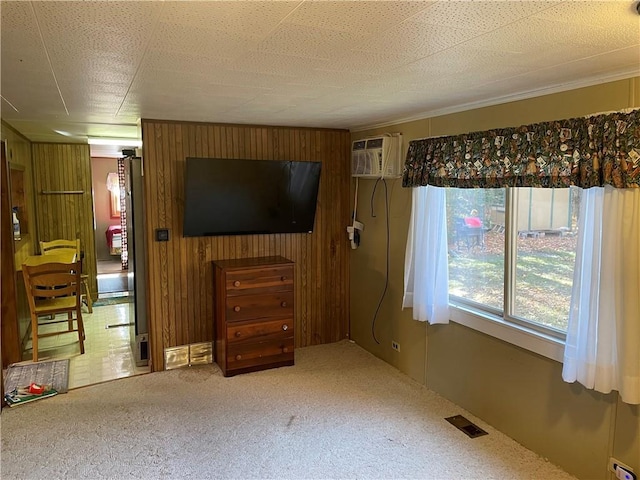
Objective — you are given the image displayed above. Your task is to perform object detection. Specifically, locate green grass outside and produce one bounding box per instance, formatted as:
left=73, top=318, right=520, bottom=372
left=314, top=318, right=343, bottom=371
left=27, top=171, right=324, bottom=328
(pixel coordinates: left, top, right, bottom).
left=448, top=232, right=576, bottom=331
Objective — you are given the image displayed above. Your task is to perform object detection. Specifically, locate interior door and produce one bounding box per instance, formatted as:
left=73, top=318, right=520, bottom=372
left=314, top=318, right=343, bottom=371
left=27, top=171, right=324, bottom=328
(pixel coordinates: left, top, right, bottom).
left=1, top=141, right=21, bottom=408
left=122, top=155, right=148, bottom=366
left=1, top=141, right=21, bottom=367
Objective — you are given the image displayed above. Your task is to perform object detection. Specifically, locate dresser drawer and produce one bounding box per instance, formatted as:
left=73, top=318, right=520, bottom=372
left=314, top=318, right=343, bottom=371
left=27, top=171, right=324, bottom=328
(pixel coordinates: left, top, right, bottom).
left=213, top=256, right=295, bottom=377
left=225, top=291, right=293, bottom=322
left=227, top=336, right=294, bottom=370
left=225, top=265, right=293, bottom=296
left=227, top=317, right=293, bottom=343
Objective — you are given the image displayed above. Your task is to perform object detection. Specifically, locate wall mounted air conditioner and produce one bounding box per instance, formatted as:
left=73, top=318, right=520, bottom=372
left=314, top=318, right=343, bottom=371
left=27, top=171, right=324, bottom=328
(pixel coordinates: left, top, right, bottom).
left=351, top=134, right=403, bottom=178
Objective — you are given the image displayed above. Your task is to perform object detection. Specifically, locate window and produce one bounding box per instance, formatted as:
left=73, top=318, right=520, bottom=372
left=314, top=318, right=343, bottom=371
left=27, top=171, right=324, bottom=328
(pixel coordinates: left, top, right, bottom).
left=446, top=187, right=581, bottom=337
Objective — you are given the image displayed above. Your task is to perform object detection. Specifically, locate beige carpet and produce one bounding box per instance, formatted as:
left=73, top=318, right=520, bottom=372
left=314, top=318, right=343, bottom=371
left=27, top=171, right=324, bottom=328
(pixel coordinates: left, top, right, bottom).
left=0, top=340, right=576, bottom=479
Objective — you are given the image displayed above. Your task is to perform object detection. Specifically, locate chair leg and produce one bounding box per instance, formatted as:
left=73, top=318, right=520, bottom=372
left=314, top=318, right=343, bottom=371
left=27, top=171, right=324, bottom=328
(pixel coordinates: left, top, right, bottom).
left=77, top=310, right=85, bottom=354
left=82, top=278, right=93, bottom=313
left=68, top=311, right=73, bottom=330
left=31, top=313, right=39, bottom=362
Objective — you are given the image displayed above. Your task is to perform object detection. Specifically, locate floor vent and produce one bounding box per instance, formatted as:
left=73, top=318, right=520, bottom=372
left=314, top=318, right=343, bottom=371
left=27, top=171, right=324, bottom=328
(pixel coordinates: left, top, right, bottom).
left=164, top=342, right=213, bottom=370
left=164, top=345, right=189, bottom=370
left=189, top=342, right=213, bottom=365
left=445, top=415, right=488, bottom=438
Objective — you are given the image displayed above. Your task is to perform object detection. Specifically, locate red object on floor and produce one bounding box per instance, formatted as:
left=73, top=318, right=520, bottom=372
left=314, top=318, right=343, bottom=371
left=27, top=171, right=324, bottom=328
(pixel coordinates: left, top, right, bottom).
left=28, top=383, right=44, bottom=394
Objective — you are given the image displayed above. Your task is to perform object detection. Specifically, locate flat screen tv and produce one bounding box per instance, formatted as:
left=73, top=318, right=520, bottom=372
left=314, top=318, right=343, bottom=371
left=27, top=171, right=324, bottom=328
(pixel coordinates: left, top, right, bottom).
left=183, top=157, right=322, bottom=237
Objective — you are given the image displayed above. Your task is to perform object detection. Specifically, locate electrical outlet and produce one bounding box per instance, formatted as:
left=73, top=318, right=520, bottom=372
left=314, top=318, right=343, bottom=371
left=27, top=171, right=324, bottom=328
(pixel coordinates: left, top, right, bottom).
left=391, top=341, right=400, bottom=352
left=609, top=458, right=635, bottom=478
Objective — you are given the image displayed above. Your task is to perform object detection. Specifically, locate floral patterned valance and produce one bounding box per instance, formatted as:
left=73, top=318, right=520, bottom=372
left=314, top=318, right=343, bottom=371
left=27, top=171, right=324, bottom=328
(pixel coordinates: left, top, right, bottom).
left=402, top=109, right=640, bottom=189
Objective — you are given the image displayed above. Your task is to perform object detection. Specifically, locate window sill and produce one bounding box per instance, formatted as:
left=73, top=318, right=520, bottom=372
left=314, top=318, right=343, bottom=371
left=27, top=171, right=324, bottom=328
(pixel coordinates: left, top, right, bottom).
left=449, top=303, right=565, bottom=363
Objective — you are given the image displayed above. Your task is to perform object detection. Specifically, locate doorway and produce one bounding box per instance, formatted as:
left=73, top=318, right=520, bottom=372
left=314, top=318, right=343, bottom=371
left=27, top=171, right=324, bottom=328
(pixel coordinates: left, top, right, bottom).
left=19, top=154, right=149, bottom=389
left=87, top=154, right=149, bottom=387
left=97, top=260, right=129, bottom=296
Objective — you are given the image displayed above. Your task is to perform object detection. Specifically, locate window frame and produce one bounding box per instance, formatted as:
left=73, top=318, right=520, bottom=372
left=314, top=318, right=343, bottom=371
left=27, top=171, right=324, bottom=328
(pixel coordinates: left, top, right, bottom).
left=447, top=186, right=570, bottom=363
left=449, top=302, right=566, bottom=362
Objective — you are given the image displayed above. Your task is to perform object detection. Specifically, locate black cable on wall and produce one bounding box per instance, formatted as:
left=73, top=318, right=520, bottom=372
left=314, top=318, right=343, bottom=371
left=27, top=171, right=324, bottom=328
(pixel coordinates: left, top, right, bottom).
left=369, top=177, right=391, bottom=345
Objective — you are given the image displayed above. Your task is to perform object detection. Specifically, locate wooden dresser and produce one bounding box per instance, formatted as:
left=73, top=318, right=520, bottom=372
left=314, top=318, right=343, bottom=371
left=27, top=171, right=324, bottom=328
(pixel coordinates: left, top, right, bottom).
left=213, top=256, right=294, bottom=377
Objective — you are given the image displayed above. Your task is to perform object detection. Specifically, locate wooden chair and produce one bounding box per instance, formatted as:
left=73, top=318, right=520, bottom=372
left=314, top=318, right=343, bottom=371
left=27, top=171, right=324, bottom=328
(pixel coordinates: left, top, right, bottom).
left=22, top=260, right=86, bottom=362
left=40, top=239, right=93, bottom=313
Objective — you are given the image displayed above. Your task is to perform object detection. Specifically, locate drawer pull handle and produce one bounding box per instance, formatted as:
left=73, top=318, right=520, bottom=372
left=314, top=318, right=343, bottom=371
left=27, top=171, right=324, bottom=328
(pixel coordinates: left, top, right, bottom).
left=233, top=280, right=241, bottom=287
left=280, top=276, right=287, bottom=281
left=280, top=301, right=287, bottom=307
left=235, top=331, right=242, bottom=337
left=282, top=324, right=288, bottom=331
left=233, top=305, right=241, bottom=312
left=235, top=354, right=242, bottom=361
left=282, top=347, right=289, bottom=353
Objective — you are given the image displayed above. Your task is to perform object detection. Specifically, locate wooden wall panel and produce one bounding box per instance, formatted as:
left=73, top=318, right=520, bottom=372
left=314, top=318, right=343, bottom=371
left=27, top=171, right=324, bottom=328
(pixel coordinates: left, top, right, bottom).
left=1, top=122, right=35, bottom=365
left=1, top=121, right=37, bottom=254
left=31, top=144, right=97, bottom=298
left=141, top=120, right=351, bottom=371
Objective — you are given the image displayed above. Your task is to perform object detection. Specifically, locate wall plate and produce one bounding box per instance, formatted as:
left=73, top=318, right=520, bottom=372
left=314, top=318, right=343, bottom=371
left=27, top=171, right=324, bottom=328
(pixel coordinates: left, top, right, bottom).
left=155, top=228, right=169, bottom=242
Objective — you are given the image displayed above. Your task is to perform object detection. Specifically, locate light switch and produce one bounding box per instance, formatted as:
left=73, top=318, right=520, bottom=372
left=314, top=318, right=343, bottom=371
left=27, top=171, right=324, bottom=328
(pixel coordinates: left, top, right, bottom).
left=155, top=229, right=169, bottom=242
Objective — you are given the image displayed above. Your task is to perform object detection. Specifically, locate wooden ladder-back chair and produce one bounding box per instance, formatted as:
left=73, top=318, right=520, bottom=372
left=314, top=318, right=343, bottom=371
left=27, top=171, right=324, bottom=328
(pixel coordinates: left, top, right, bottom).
left=40, top=239, right=93, bottom=313
left=22, top=260, right=86, bottom=362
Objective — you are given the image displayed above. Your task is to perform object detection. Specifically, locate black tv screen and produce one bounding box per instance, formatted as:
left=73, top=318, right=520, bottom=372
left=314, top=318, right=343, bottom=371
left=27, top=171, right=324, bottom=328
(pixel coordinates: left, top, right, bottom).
left=183, top=157, right=322, bottom=237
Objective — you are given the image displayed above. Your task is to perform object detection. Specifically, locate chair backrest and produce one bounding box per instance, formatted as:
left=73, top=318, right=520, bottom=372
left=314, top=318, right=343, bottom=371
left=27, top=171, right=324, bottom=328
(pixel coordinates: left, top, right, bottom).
left=22, top=260, right=83, bottom=311
left=40, top=239, right=80, bottom=256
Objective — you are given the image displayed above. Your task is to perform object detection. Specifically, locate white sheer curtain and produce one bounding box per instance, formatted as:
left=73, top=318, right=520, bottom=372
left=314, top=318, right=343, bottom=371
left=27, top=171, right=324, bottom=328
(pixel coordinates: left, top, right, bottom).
left=563, top=186, right=640, bottom=404
left=402, top=186, right=450, bottom=324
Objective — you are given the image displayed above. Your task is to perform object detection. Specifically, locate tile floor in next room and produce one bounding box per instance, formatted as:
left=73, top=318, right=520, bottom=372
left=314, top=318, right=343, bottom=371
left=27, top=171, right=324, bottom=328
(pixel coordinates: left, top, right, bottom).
left=22, top=303, right=150, bottom=389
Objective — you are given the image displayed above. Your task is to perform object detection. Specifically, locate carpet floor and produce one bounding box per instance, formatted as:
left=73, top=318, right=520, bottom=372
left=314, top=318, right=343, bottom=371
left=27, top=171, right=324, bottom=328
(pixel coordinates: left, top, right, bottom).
left=0, top=341, right=576, bottom=479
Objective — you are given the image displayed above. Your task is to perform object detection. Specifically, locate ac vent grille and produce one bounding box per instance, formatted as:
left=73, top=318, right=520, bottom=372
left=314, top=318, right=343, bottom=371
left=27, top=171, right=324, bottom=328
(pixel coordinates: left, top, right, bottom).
left=351, top=133, right=403, bottom=179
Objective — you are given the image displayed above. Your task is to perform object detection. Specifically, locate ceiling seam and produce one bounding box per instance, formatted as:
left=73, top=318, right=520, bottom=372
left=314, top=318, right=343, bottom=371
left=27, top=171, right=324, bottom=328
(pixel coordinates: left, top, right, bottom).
left=251, top=1, right=306, bottom=48
left=1, top=95, right=20, bottom=112
left=114, top=3, right=166, bottom=119
left=383, top=1, right=569, bottom=77
left=29, top=1, right=69, bottom=116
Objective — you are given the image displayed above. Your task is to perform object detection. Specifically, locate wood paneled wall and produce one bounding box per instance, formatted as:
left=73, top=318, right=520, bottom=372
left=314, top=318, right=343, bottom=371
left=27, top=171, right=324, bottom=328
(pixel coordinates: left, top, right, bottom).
left=1, top=121, right=36, bottom=248
left=141, top=120, right=351, bottom=371
left=31, top=144, right=97, bottom=297
left=1, top=122, right=35, bottom=365
left=1, top=141, right=20, bottom=367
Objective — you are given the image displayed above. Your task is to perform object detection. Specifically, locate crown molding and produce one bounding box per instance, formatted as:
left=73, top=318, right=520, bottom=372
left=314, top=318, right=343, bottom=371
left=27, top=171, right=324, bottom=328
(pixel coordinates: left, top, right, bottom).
left=351, top=69, right=640, bottom=133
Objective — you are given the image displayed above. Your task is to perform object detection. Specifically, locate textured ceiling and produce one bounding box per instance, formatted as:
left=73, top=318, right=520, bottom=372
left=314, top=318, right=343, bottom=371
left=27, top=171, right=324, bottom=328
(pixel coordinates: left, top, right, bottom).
left=1, top=0, right=639, bottom=156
